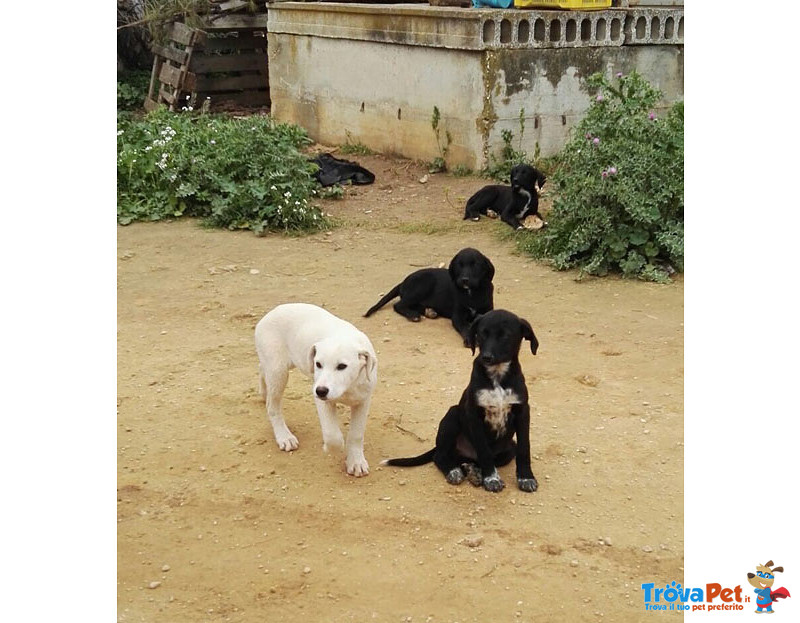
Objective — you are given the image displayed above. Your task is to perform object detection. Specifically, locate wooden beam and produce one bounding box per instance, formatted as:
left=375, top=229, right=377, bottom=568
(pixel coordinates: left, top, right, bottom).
left=169, top=21, right=199, bottom=46
left=202, top=14, right=269, bottom=30
left=202, top=33, right=267, bottom=51
left=151, top=43, right=189, bottom=65
left=191, top=52, right=267, bottom=73
left=158, top=63, right=197, bottom=92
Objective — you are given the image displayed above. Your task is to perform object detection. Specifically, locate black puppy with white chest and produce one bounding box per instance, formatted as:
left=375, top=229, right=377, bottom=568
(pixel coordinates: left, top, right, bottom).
left=383, top=309, right=540, bottom=493
left=463, top=163, right=546, bottom=230
left=364, top=248, right=494, bottom=343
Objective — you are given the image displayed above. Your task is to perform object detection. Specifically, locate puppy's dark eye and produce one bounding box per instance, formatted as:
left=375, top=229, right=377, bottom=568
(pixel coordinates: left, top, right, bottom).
left=315, top=362, right=322, bottom=369
left=336, top=363, right=347, bottom=370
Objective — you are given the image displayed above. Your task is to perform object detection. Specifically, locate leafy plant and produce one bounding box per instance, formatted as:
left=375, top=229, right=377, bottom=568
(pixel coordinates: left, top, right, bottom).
left=318, top=185, right=345, bottom=200
left=117, top=108, right=329, bottom=234
left=117, top=70, right=151, bottom=111
left=430, top=106, right=452, bottom=173
left=450, top=164, right=473, bottom=177
left=517, top=71, right=683, bottom=282
left=339, top=130, right=373, bottom=156
left=483, top=108, right=538, bottom=181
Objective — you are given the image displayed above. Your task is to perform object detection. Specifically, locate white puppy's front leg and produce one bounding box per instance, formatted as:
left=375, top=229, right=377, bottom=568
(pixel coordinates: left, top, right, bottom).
left=345, top=401, right=370, bottom=477
left=314, top=398, right=345, bottom=452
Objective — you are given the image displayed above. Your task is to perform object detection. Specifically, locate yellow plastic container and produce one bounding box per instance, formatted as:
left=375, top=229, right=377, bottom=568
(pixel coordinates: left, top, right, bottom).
left=513, top=0, right=612, bottom=9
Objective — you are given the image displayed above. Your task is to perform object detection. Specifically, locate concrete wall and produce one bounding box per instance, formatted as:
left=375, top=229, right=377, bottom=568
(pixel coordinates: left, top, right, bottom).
left=267, top=3, right=683, bottom=169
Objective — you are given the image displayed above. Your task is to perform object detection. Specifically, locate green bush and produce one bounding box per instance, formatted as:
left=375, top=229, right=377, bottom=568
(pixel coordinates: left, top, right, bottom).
left=117, top=70, right=151, bottom=111
left=518, top=72, right=683, bottom=282
left=117, top=108, right=329, bottom=234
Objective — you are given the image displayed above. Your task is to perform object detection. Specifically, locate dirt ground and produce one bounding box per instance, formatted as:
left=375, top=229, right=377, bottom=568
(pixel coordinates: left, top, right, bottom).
left=117, top=153, right=684, bottom=622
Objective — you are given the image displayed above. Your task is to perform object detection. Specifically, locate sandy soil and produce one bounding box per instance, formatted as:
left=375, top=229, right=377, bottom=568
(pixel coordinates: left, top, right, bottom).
left=118, top=154, right=684, bottom=622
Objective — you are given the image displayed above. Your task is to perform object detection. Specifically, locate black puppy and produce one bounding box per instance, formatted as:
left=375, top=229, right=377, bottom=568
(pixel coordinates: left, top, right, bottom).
left=383, top=309, right=539, bottom=493
left=363, top=248, right=494, bottom=343
left=463, top=163, right=546, bottom=230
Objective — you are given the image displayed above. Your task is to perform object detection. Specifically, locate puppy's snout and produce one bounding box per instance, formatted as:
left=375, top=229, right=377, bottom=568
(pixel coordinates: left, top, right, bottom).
left=457, top=276, right=471, bottom=288
left=315, top=386, right=329, bottom=399
left=480, top=353, right=496, bottom=365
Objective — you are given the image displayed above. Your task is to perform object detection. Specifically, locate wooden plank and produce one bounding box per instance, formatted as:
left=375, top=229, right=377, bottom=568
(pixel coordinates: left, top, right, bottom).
left=169, top=21, right=199, bottom=46
left=201, top=14, right=269, bottom=30
left=191, top=52, right=267, bottom=73
left=216, top=0, right=250, bottom=11
left=158, top=63, right=197, bottom=92
left=202, top=33, right=267, bottom=51
left=195, top=73, right=267, bottom=92
left=143, top=97, right=161, bottom=112
left=146, top=56, right=163, bottom=103
left=158, top=85, right=178, bottom=106
left=151, top=43, right=188, bottom=65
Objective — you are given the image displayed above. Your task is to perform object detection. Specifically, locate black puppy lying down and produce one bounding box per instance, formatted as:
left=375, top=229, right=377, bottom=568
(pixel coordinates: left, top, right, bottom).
left=363, top=247, right=494, bottom=342
left=463, top=163, right=546, bottom=230
left=382, top=309, right=540, bottom=493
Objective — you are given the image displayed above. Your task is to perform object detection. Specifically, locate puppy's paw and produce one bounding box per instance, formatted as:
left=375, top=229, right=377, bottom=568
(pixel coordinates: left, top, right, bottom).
left=276, top=433, right=299, bottom=452
left=424, top=308, right=439, bottom=319
left=470, top=216, right=480, bottom=222
left=482, top=469, right=505, bottom=492
left=446, top=467, right=465, bottom=485
left=517, top=477, right=538, bottom=493
left=462, top=463, right=483, bottom=487
left=408, top=315, right=422, bottom=323
left=486, top=209, right=498, bottom=219
left=346, top=452, right=370, bottom=477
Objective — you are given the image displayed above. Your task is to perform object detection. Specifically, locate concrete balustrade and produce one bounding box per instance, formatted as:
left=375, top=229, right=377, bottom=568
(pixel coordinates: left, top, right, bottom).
left=267, top=3, right=683, bottom=169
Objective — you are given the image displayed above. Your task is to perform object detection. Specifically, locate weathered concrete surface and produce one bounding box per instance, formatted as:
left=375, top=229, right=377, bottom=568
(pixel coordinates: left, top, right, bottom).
left=267, top=3, right=683, bottom=169
left=268, top=34, right=486, bottom=165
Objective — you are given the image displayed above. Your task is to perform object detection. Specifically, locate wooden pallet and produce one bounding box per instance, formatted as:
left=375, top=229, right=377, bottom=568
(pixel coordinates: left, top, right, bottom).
left=144, top=2, right=270, bottom=112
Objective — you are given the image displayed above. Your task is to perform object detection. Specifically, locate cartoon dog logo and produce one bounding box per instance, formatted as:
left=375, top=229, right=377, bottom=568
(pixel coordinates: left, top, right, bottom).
left=747, top=560, right=791, bottom=613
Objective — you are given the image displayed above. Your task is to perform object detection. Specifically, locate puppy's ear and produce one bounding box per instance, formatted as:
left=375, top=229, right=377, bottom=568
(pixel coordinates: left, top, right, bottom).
left=359, top=350, right=377, bottom=383
left=483, top=255, right=495, bottom=282
left=537, top=171, right=546, bottom=190
left=466, top=315, right=483, bottom=355
left=308, top=344, right=318, bottom=372
left=448, top=254, right=458, bottom=282
left=772, top=566, right=784, bottom=574
left=520, top=318, right=539, bottom=355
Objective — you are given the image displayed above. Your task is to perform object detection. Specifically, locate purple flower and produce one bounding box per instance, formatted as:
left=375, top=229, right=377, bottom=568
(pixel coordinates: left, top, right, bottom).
left=601, top=171, right=608, bottom=179
left=649, top=112, right=656, bottom=121
left=596, top=93, right=604, bottom=102
left=616, top=72, right=623, bottom=78
left=592, top=137, right=600, bottom=145
left=608, top=166, right=617, bottom=175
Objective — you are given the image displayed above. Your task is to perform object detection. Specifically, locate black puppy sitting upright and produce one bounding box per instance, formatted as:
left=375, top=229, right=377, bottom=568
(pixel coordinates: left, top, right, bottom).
left=463, top=163, right=546, bottom=230
left=383, top=309, right=540, bottom=493
left=364, top=247, right=494, bottom=343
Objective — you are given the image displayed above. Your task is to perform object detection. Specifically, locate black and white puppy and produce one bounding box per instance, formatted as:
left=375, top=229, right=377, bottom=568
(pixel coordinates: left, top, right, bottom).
left=382, top=309, right=539, bottom=493
left=463, top=163, right=546, bottom=230
left=364, top=247, right=494, bottom=343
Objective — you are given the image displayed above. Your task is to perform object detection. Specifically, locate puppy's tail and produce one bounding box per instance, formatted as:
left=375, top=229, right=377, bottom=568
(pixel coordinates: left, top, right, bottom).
left=364, top=284, right=401, bottom=317
left=380, top=448, right=435, bottom=467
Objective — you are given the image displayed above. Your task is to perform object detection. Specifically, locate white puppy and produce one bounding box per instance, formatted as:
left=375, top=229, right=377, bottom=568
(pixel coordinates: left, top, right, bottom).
left=254, top=303, right=377, bottom=476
